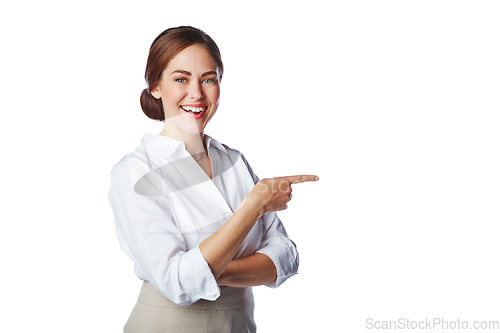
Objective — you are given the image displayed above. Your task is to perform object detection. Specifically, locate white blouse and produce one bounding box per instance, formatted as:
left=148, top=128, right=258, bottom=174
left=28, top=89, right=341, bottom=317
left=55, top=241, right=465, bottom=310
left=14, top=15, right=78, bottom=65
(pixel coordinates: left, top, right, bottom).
left=107, top=133, right=299, bottom=306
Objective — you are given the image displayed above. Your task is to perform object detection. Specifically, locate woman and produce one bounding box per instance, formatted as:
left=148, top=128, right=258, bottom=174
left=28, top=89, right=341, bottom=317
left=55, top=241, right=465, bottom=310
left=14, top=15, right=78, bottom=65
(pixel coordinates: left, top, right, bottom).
left=108, top=26, right=319, bottom=333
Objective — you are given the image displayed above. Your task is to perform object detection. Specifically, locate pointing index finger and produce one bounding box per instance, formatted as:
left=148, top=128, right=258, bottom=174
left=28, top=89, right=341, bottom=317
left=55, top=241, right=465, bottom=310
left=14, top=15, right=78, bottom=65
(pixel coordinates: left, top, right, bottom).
left=285, top=175, right=320, bottom=184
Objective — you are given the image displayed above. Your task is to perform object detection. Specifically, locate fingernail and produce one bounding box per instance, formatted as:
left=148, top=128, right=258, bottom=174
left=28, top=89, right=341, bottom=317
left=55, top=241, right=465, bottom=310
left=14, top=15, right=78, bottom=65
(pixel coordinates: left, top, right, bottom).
left=315, top=176, right=319, bottom=181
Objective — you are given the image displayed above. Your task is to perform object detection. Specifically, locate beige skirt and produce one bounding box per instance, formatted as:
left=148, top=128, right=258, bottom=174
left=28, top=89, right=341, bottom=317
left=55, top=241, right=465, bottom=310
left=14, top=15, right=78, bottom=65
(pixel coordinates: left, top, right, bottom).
left=124, top=281, right=256, bottom=333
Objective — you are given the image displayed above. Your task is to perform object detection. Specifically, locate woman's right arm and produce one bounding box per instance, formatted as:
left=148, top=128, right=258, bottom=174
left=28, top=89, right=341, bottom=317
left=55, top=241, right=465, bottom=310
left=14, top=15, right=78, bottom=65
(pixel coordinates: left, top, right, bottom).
left=199, top=174, right=318, bottom=279
left=108, top=161, right=221, bottom=307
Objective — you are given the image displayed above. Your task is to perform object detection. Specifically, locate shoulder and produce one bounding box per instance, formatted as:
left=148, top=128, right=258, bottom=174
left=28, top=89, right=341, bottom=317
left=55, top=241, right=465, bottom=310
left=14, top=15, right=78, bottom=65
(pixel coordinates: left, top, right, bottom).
left=214, top=140, right=259, bottom=181
left=208, top=135, right=245, bottom=160
left=223, top=143, right=252, bottom=165
left=207, top=135, right=247, bottom=165
left=109, top=146, right=152, bottom=182
left=222, top=143, right=243, bottom=159
left=217, top=142, right=254, bottom=171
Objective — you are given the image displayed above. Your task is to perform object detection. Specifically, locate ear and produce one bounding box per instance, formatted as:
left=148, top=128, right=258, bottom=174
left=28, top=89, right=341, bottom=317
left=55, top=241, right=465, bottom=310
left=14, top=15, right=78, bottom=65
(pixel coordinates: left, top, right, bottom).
left=217, top=68, right=223, bottom=83
left=150, top=82, right=161, bottom=99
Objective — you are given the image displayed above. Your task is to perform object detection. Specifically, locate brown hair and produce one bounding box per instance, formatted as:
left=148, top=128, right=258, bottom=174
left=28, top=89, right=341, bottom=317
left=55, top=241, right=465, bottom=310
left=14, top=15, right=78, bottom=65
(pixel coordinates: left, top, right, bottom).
left=140, top=26, right=224, bottom=121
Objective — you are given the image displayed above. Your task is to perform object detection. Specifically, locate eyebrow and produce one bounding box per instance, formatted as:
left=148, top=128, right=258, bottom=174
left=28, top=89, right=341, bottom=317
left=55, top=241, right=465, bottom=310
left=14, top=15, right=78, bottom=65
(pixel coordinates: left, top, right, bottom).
left=170, top=69, right=218, bottom=77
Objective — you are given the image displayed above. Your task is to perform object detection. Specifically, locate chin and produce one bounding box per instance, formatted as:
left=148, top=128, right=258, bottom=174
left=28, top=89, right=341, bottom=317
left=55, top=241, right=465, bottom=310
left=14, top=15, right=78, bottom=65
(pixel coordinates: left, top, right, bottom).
left=166, top=115, right=205, bottom=134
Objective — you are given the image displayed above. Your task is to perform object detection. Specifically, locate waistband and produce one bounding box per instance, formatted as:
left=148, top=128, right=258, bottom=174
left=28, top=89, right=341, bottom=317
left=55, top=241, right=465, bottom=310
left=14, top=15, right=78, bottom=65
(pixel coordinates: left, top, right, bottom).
left=138, top=281, right=254, bottom=310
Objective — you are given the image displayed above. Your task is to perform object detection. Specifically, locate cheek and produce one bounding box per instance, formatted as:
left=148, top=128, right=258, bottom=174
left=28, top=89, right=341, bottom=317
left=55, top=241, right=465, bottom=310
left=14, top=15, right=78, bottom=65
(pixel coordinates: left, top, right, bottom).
left=206, top=86, right=220, bottom=104
left=163, top=85, right=186, bottom=105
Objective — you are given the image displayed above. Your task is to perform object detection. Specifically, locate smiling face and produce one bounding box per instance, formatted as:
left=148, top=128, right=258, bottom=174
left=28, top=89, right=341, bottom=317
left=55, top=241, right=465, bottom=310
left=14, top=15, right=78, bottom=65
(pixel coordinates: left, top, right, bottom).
left=151, top=44, right=221, bottom=136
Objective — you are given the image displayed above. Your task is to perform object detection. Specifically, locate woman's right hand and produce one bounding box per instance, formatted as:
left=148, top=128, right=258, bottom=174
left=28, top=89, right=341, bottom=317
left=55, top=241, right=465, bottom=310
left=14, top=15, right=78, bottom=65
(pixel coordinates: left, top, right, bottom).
left=244, top=175, right=319, bottom=216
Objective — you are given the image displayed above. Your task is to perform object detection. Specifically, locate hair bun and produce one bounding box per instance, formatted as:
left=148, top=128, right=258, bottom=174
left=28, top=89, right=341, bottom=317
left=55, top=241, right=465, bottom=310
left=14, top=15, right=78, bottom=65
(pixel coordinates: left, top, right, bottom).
left=140, top=88, right=164, bottom=121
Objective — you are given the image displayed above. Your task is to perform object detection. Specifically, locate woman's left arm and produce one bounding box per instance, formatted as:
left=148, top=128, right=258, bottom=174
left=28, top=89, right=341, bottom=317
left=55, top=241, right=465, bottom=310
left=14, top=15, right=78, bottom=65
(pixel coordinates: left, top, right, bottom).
left=224, top=153, right=300, bottom=288
left=217, top=253, right=277, bottom=287
left=217, top=210, right=299, bottom=288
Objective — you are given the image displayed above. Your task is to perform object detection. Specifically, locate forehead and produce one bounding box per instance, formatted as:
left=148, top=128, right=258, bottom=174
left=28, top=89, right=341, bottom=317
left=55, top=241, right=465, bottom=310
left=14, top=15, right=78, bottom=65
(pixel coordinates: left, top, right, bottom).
left=167, top=44, right=217, bottom=71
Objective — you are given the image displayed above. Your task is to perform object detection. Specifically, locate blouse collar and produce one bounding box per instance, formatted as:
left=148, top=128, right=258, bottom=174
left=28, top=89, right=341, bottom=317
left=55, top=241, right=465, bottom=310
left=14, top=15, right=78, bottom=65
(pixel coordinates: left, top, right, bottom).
left=140, top=132, right=228, bottom=157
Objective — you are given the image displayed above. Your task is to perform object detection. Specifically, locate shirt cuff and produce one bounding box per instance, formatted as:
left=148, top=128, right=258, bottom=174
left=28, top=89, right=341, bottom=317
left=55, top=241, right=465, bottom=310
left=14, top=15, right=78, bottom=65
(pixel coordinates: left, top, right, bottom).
left=177, top=246, right=221, bottom=304
left=256, top=236, right=299, bottom=288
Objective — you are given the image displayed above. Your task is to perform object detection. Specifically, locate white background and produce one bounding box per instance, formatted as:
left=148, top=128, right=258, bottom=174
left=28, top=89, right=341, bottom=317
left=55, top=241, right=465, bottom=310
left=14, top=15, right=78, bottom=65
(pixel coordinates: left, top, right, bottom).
left=1, top=0, right=499, bottom=332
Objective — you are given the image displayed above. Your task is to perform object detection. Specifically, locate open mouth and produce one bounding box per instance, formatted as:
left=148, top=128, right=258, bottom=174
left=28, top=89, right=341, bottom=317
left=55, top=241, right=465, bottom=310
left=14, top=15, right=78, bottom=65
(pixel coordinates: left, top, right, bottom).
left=181, top=105, right=207, bottom=119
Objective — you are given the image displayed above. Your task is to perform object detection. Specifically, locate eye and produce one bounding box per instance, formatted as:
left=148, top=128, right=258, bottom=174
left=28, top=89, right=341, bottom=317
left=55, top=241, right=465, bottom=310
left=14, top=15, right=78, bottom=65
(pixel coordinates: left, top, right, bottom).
left=202, top=78, right=216, bottom=84
left=175, top=77, right=187, bottom=83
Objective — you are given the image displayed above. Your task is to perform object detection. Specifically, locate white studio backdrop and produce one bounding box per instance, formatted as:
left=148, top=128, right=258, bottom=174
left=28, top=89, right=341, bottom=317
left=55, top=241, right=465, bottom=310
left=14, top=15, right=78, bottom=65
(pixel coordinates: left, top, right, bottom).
left=1, top=0, right=499, bottom=332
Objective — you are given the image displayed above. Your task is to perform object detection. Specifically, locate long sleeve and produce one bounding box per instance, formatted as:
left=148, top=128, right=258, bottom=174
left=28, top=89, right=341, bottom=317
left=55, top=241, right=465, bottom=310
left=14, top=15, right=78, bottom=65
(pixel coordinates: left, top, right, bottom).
left=256, top=212, right=299, bottom=287
left=108, top=158, right=220, bottom=306
left=240, top=153, right=300, bottom=287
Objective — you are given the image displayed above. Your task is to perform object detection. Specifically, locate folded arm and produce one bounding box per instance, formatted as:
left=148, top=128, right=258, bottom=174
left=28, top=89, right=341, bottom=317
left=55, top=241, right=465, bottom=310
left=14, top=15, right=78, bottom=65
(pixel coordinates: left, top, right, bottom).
left=217, top=210, right=299, bottom=288
left=217, top=253, right=277, bottom=287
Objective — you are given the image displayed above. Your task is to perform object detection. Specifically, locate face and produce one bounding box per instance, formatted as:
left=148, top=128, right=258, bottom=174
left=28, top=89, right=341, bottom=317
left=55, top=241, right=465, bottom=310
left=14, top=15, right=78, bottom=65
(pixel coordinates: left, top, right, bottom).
left=151, top=44, right=221, bottom=135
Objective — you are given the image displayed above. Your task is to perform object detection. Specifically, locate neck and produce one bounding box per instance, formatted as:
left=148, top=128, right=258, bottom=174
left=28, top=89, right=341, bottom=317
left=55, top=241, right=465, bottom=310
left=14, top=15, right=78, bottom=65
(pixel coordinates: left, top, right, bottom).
left=159, top=125, right=206, bottom=157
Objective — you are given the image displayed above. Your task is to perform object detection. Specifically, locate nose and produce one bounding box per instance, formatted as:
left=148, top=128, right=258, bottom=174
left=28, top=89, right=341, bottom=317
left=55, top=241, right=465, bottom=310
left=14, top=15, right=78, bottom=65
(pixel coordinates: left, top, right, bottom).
left=188, top=82, right=204, bottom=100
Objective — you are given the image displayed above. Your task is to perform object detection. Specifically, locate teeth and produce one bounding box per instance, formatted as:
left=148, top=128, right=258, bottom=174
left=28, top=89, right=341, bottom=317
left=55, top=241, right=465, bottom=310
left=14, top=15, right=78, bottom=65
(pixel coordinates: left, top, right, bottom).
left=181, top=106, right=205, bottom=113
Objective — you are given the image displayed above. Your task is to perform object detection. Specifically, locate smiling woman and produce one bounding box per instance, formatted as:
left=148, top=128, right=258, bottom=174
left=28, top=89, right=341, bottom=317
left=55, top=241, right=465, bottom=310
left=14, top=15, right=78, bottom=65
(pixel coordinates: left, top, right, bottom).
left=151, top=44, right=221, bottom=133
left=108, top=26, right=319, bottom=333
left=140, top=26, right=223, bottom=123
